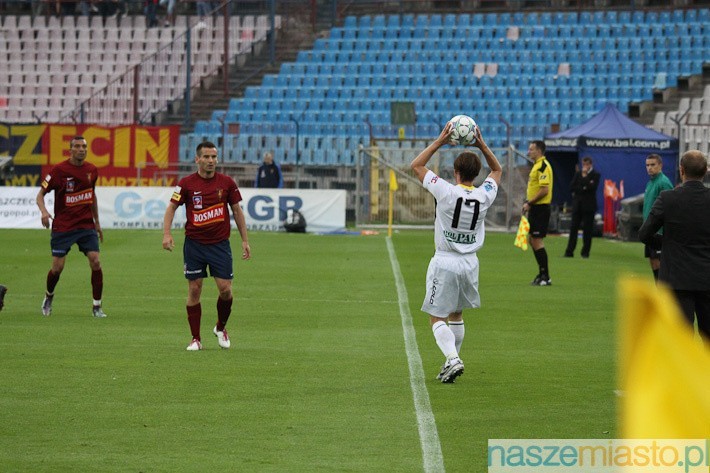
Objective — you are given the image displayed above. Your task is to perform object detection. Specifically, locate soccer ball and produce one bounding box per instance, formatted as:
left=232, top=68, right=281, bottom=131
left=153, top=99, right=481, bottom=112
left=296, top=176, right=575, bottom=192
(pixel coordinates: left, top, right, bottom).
left=448, top=115, right=478, bottom=145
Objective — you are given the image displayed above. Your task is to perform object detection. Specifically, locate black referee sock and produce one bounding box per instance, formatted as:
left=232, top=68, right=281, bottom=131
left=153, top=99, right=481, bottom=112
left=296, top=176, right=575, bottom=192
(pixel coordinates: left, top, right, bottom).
left=534, top=247, right=549, bottom=278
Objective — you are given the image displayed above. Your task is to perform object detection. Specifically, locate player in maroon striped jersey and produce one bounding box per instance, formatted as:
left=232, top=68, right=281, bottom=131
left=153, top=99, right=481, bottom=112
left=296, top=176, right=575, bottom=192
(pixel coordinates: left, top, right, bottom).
left=36, top=136, right=107, bottom=318
left=162, top=141, right=251, bottom=351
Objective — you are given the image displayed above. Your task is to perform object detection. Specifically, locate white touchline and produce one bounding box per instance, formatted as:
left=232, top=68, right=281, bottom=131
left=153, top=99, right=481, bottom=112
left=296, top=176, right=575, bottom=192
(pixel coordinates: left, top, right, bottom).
left=386, top=237, right=446, bottom=473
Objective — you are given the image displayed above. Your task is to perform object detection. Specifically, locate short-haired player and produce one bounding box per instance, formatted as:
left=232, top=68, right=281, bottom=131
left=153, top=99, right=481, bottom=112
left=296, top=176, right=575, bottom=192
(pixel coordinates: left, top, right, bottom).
left=411, top=122, right=502, bottom=383
left=162, top=142, right=251, bottom=350
left=36, top=136, right=107, bottom=318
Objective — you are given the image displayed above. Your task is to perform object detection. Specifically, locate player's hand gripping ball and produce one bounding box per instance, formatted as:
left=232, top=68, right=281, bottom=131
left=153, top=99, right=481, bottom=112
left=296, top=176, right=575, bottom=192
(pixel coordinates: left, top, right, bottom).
left=448, top=115, right=478, bottom=146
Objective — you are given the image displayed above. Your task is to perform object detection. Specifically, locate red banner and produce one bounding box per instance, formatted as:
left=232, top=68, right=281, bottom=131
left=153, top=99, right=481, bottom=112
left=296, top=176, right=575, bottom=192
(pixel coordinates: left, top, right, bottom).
left=3, top=123, right=180, bottom=187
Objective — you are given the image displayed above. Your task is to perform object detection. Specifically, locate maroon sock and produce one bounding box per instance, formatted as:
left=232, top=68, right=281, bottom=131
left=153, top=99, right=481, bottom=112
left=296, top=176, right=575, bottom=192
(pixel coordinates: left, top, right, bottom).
left=187, top=303, right=202, bottom=340
left=91, top=269, right=103, bottom=301
left=216, top=297, right=233, bottom=331
left=46, top=270, right=60, bottom=294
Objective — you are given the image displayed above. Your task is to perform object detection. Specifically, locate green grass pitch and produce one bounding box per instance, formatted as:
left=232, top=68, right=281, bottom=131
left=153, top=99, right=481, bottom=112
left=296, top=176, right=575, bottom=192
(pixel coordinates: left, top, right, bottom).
left=0, top=228, right=650, bottom=472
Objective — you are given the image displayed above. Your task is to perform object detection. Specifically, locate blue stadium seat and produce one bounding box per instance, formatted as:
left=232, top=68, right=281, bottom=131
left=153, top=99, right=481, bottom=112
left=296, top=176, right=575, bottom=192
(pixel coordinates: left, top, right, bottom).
left=414, top=14, right=428, bottom=29
left=372, top=14, right=385, bottom=29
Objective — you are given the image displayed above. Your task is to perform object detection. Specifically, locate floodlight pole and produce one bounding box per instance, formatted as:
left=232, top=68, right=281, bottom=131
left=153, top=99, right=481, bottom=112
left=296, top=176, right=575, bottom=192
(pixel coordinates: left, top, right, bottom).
left=269, top=0, right=275, bottom=63
left=184, top=23, right=192, bottom=128
left=355, top=144, right=362, bottom=226
left=499, top=115, right=514, bottom=230
left=669, top=106, right=690, bottom=184
left=290, top=115, right=301, bottom=188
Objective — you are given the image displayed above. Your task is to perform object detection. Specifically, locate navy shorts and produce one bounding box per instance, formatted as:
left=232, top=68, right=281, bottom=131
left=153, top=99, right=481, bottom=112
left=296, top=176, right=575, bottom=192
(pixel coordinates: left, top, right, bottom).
left=528, top=204, right=551, bottom=238
left=50, top=229, right=100, bottom=257
left=183, top=237, right=233, bottom=280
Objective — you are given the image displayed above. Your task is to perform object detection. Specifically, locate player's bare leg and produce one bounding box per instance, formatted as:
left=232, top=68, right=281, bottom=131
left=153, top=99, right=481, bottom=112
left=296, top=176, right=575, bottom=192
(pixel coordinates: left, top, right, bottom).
left=213, top=277, right=232, bottom=349
left=186, top=278, right=203, bottom=350
left=42, top=256, right=65, bottom=316
left=87, top=251, right=106, bottom=318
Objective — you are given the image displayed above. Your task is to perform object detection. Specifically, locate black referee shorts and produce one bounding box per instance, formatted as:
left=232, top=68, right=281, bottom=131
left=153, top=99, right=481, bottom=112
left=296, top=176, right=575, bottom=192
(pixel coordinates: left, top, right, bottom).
left=528, top=204, right=551, bottom=238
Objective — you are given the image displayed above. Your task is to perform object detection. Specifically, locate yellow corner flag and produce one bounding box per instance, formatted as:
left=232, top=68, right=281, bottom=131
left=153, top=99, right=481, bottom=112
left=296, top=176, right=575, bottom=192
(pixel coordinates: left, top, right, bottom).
left=514, top=216, right=530, bottom=251
left=388, top=169, right=398, bottom=192
left=387, top=170, right=398, bottom=237
left=618, top=277, right=710, bottom=437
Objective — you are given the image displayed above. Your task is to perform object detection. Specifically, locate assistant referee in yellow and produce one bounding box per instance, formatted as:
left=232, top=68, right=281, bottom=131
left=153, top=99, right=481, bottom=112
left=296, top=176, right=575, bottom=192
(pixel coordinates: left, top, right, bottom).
left=522, top=140, right=554, bottom=286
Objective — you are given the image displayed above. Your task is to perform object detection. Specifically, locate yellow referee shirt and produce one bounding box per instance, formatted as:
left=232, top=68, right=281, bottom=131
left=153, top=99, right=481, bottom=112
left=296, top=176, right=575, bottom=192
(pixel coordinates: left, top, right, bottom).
left=526, top=156, right=553, bottom=204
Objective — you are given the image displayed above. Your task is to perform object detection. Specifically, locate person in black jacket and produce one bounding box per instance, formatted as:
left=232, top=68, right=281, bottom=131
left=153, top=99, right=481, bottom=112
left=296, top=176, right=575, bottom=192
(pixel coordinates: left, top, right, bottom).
left=255, top=152, right=283, bottom=189
left=564, top=156, right=600, bottom=258
left=638, top=150, right=710, bottom=341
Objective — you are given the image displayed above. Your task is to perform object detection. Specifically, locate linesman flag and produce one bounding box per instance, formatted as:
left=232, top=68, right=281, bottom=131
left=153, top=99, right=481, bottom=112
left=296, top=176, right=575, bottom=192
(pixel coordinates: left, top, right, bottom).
left=618, top=277, right=710, bottom=437
left=514, top=216, right=530, bottom=251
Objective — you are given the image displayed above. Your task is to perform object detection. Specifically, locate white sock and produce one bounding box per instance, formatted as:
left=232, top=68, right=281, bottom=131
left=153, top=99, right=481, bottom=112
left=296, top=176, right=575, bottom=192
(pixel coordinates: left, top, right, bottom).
left=93, top=299, right=101, bottom=307
left=432, top=320, right=458, bottom=359
left=449, top=321, right=465, bottom=354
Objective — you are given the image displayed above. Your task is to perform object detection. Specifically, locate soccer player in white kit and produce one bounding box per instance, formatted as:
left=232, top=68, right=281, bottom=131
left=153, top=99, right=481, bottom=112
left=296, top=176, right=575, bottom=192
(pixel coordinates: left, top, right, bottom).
left=411, top=122, right=502, bottom=383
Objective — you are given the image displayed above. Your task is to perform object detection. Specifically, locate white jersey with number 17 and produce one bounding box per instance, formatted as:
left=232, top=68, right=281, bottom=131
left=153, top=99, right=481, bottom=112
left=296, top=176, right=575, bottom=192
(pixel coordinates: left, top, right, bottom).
left=423, top=169, right=498, bottom=255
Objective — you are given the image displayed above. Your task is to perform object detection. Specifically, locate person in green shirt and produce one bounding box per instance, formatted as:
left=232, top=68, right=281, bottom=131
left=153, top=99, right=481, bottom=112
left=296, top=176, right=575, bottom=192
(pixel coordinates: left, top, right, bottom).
left=642, top=154, right=674, bottom=282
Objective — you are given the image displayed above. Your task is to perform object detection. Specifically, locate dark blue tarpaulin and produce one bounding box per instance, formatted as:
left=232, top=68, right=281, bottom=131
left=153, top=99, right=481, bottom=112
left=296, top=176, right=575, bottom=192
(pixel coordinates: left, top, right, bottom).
left=544, top=104, right=678, bottom=212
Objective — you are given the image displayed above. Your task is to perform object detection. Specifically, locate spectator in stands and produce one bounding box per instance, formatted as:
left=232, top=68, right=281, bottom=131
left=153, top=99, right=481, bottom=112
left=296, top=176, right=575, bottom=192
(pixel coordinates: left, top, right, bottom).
left=145, top=0, right=159, bottom=27
left=31, top=0, right=46, bottom=18
left=255, top=152, right=284, bottom=188
left=58, top=0, right=79, bottom=16
left=523, top=140, right=554, bottom=286
left=638, top=150, right=710, bottom=341
left=159, top=0, right=176, bottom=26
left=564, top=156, right=600, bottom=258
left=103, top=0, right=127, bottom=20
left=196, top=0, right=212, bottom=18
left=642, top=153, right=674, bottom=282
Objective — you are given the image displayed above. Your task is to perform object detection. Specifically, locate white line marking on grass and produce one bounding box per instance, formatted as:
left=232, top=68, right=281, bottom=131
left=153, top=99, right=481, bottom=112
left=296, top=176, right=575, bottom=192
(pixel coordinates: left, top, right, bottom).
left=7, top=294, right=397, bottom=305
left=386, top=237, right=445, bottom=473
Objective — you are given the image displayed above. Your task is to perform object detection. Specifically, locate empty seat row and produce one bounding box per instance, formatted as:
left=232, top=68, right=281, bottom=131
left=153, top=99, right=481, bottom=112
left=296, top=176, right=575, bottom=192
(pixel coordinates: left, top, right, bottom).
left=341, top=9, right=710, bottom=30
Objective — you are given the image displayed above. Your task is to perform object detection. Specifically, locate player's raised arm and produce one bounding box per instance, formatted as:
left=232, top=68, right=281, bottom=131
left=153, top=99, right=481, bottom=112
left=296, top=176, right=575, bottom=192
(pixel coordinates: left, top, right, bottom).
left=411, top=122, right=454, bottom=183
left=469, top=126, right=502, bottom=185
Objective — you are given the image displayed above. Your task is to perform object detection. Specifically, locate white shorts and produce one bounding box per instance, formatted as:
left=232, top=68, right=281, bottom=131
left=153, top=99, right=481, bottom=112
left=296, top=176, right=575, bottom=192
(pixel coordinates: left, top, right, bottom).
left=421, top=252, right=480, bottom=318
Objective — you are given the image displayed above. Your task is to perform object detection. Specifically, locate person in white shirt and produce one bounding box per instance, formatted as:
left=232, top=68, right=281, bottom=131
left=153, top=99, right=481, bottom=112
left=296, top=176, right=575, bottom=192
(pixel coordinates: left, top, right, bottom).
left=411, top=122, right=502, bottom=383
